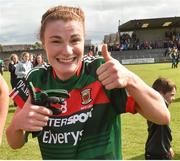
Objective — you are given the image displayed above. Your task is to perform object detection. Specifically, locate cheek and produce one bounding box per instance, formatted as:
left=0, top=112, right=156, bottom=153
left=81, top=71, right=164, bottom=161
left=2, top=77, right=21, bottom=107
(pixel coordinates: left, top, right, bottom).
left=45, top=45, right=56, bottom=57
left=75, top=46, right=84, bottom=57
left=77, top=49, right=83, bottom=57
left=165, top=96, right=172, bottom=104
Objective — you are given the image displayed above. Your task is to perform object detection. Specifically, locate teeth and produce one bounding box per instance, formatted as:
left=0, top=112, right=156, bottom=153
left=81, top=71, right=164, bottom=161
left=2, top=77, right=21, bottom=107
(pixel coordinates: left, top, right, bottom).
left=58, top=58, right=74, bottom=63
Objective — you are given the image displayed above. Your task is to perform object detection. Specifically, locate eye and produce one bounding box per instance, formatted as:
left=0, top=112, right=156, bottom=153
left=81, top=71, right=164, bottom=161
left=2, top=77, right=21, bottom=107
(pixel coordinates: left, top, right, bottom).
left=51, top=40, right=63, bottom=44
left=71, top=38, right=81, bottom=44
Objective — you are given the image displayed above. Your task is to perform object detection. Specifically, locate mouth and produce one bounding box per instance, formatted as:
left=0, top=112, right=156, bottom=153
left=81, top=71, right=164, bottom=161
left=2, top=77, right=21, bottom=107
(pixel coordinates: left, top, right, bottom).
left=56, top=57, right=76, bottom=63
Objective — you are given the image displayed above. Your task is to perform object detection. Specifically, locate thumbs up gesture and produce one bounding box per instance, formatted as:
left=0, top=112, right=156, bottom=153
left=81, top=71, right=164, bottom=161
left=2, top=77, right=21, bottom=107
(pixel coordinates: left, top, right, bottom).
left=96, top=44, right=131, bottom=90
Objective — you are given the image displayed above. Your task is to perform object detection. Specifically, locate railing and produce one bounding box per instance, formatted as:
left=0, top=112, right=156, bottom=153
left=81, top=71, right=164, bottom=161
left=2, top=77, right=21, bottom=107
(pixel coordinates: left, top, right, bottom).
left=110, top=48, right=171, bottom=64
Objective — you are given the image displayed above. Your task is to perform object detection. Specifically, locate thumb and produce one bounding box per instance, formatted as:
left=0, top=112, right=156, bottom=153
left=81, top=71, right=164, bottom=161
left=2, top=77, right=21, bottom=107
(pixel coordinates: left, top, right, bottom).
left=101, top=44, right=112, bottom=62
left=26, top=93, right=33, bottom=105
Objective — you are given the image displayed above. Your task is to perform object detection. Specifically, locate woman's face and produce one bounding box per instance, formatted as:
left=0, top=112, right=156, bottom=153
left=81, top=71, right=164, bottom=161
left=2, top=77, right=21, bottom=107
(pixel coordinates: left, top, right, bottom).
left=13, top=55, right=18, bottom=63
left=43, top=20, right=84, bottom=80
left=37, top=55, right=43, bottom=64
left=23, top=53, right=29, bottom=62
left=162, top=87, right=176, bottom=105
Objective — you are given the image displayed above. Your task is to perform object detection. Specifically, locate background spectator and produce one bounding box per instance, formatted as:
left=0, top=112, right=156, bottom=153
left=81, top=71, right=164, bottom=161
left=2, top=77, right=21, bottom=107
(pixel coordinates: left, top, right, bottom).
left=145, top=77, right=177, bottom=160
left=8, top=53, right=19, bottom=89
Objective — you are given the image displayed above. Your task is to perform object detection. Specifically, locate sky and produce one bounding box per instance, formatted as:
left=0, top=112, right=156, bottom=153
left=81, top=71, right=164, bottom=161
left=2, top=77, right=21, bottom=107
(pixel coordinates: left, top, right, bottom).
left=0, top=0, right=180, bottom=45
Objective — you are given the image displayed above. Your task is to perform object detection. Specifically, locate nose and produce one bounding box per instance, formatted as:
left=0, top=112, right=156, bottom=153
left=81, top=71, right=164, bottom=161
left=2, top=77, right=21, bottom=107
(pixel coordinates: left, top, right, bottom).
left=62, top=43, right=73, bottom=55
left=172, top=96, right=175, bottom=101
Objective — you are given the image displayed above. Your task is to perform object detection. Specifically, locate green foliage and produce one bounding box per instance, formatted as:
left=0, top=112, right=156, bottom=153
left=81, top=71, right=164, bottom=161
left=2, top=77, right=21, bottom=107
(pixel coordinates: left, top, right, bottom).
left=1, top=63, right=180, bottom=159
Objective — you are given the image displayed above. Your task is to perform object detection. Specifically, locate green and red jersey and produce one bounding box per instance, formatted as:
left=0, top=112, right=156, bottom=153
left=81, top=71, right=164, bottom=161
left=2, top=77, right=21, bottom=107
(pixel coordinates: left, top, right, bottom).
left=10, top=56, right=136, bottom=160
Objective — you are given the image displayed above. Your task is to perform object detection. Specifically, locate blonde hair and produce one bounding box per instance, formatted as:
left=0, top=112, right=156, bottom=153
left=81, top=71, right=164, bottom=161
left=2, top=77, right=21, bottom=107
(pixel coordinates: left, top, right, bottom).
left=10, top=53, right=18, bottom=61
left=40, top=5, right=85, bottom=42
left=21, top=52, right=30, bottom=61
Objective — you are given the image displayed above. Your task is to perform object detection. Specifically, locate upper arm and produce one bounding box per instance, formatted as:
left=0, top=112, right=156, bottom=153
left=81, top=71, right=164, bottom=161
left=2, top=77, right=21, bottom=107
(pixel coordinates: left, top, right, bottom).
left=0, top=75, right=9, bottom=129
left=0, top=75, right=9, bottom=110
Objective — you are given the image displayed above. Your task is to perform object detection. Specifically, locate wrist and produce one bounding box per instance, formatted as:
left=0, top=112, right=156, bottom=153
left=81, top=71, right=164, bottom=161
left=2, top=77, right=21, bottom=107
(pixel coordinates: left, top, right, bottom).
left=126, top=72, right=139, bottom=93
left=11, top=114, right=23, bottom=132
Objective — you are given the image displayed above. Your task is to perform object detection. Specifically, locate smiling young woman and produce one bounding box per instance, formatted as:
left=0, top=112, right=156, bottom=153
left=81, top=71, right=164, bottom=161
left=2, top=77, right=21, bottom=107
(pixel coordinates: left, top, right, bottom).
left=6, top=5, right=170, bottom=160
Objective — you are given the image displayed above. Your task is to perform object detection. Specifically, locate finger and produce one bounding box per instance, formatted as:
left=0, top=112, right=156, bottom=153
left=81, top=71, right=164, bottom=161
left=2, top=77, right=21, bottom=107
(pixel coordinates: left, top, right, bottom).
left=27, top=126, right=43, bottom=132
left=31, top=105, right=53, bottom=115
left=29, top=119, right=48, bottom=127
left=26, top=95, right=32, bottom=104
left=98, top=68, right=111, bottom=81
left=28, top=111, right=49, bottom=122
left=96, top=63, right=108, bottom=75
left=101, top=44, right=112, bottom=62
left=102, top=77, right=127, bottom=90
left=104, top=83, right=116, bottom=90
left=101, top=75, right=116, bottom=87
left=104, top=81, right=120, bottom=90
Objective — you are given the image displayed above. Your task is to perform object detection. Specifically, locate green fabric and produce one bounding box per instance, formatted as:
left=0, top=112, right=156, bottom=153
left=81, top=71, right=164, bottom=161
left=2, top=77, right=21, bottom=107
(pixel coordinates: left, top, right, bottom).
left=22, top=57, right=128, bottom=159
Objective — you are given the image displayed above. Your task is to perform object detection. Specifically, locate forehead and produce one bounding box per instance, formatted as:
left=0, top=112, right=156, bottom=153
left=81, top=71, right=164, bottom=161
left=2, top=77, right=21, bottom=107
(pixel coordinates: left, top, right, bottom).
left=13, top=55, right=17, bottom=58
left=44, top=20, right=84, bottom=36
left=37, top=55, right=42, bottom=58
left=24, top=53, right=29, bottom=57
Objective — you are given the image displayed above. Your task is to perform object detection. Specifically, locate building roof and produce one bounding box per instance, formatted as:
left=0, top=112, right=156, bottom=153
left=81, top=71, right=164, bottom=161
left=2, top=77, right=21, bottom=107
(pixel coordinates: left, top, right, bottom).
left=118, top=16, right=180, bottom=32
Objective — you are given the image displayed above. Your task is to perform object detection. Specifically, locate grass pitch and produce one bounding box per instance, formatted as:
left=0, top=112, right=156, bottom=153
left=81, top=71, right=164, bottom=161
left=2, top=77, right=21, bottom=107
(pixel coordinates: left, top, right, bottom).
left=0, top=62, right=180, bottom=160
left=122, top=63, right=180, bottom=160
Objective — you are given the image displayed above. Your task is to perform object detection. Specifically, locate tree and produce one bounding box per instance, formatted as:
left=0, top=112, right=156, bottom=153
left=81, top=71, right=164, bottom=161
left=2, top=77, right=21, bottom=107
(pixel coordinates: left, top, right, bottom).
left=34, top=42, right=42, bottom=49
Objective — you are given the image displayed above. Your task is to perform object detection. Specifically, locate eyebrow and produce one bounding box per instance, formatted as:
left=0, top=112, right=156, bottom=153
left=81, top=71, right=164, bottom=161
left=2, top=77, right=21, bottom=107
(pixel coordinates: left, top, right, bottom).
left=49, top=35, right=62, bottom=39
left=49, top=34, right=81, bottom=39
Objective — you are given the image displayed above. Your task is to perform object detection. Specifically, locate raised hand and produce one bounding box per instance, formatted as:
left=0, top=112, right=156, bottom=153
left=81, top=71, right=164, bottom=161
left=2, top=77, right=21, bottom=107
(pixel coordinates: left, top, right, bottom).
left=96, top=44, right=132, bottom=90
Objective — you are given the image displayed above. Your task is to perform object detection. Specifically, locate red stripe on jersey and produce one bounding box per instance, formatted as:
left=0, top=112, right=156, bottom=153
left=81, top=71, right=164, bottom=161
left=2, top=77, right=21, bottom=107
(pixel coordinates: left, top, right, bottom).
left=34, top=87, right=42, bottom=92
left=126, top=96, right=136, bottom=114
left=13, top=95, right=25, bottom=108
left=60, top=81, right=110, bottom=116
left=76, top=61, right=82, bottom=77
left=9, top=88, right=16, bottom=97
left=52, top=68, right=56, bottom=79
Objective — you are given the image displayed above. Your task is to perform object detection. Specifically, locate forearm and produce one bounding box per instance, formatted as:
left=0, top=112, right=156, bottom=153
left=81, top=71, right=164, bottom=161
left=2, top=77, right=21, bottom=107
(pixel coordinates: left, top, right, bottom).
left=0, top=107, right=8, bottom=146
left=126, top=72, right=170, bottom=125
left=0, top=122, right=4, bottom=145
left=0, top=116, right=7, bottom=145
left=6, top=107, right=26, bottom=149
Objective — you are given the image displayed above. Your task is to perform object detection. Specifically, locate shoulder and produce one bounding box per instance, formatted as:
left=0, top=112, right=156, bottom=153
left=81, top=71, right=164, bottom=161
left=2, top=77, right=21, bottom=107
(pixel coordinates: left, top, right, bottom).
left=25, top=64, right=51, bottom=80
left=17, top=61, right=24, bottom=66
left=15, top=61, right=22, bottom=67
left=8, top=62, right=13, bottom=66
left=82, top=55, right=105, bottom=77
left=83, top=55, right=105, bottom=67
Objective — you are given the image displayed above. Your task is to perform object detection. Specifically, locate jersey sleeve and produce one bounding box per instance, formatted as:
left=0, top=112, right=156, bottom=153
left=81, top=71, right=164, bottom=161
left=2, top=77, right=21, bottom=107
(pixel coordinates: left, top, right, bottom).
left=9, top=78, right=29, bottom=108
left=9, top=66, right=50, bottom=108
left=125, top=95, right=136, bottom=114
left=109, top=87, right=136, bottom=114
